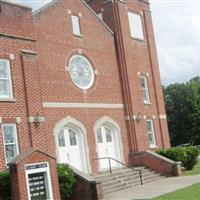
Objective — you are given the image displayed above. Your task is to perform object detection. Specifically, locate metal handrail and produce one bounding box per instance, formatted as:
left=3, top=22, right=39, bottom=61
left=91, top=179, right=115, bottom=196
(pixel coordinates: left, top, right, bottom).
left=93, top=157, right=143, bottom=185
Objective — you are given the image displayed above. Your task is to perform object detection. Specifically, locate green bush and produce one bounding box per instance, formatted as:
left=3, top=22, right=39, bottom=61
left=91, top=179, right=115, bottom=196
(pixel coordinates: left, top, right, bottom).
left=0, top=170, right=12, bottom=200
left=57, top=164, right=76, bottom=200
left=156, top=146, right=199, bottom=170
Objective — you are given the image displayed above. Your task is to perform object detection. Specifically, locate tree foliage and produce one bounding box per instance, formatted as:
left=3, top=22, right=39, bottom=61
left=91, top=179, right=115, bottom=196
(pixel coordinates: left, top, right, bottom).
left=57, top=164, right=76, bottom=200
left=0, top=170, right=12, bottom=200
left=164, top=76, right=200, bottom=146
left=156, top=146, right=199, bottom=170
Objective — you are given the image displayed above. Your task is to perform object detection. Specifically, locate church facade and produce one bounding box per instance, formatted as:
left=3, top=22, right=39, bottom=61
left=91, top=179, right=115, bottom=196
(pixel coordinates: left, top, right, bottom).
left=0, top=0, right=170, bottom=199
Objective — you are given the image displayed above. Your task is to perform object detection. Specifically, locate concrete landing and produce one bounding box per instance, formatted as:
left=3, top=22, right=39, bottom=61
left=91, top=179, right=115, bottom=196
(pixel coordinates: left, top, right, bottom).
left=103, top=175, right=200, bottom=200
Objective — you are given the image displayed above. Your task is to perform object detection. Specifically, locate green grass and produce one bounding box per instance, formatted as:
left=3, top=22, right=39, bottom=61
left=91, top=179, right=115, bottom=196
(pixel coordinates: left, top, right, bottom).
left=182, top=160, right=200, bottom=176
left=151, top=183, right=200, bottom=200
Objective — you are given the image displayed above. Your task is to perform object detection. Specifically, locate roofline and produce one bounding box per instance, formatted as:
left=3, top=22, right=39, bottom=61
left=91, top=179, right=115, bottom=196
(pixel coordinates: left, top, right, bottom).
left=81, top=0, right=114, bottom=35
left=33, top=0, right=57, bottom=15
left=8, top=147, right=56, bottom=166
left=33, top=0, right=113, bottom=35
left=1, top=0, right=32, bottom=9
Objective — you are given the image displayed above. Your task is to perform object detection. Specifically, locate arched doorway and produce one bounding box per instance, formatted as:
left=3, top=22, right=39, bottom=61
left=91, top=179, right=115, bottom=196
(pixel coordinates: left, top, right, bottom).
left=95, top=117, right=123, bottom=171
left=54, top=117, right=90, bottom=173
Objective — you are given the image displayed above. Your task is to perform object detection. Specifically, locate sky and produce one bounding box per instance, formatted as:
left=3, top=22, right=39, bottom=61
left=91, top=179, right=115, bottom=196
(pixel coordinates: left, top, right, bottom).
left=9, top=0, right=200, bottom=85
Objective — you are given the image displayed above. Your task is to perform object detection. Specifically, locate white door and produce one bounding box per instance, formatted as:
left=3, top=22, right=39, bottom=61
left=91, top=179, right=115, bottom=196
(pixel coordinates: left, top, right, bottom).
left=97, top=125, right=120, bottom=170
left=58, top=127, right=84, bottom=172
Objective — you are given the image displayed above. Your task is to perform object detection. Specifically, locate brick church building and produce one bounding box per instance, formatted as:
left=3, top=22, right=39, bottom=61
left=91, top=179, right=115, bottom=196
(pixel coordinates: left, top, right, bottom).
left=0, top=0, right=173, bottom=199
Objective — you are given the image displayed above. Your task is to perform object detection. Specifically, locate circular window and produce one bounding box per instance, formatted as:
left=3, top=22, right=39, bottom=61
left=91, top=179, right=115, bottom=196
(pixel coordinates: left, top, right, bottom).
left=69, top=55, right=95, bottom=89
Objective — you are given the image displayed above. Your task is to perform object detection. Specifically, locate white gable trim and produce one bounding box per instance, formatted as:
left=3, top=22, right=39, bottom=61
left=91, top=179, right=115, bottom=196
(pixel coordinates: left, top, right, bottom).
left=43, top=102, right=124, bottom=109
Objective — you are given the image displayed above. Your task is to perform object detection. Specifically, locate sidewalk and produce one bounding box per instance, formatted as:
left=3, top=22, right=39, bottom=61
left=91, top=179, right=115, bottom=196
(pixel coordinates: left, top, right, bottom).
left=103, top=175, right=200, bottom=200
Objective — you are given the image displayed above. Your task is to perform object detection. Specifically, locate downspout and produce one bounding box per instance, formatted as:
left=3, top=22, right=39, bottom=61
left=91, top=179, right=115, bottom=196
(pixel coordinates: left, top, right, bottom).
left=20, top=54, right=33, bottom=147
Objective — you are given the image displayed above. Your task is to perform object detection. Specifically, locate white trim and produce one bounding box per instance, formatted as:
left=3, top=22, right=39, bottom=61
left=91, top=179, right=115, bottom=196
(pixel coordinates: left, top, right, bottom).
left=25, top=162, right=54, bottom=200
left=53, top=116, right=91, bottom=173
left=0, top=98, right=16, bottom=102
left=9, top=54, right=15, bottom=60
left=16, top=117, right=22, bottom=124
left=67, top=10, right=72, bottom=15
left=159, top=115, right=167, bottom=119
left=29, top=116, right=45, bottom=123
left=94, top=116, right=124, bottom=172
left=43, top=102, right=124, bottom=109
left=68, top=55, right=94, bottom=90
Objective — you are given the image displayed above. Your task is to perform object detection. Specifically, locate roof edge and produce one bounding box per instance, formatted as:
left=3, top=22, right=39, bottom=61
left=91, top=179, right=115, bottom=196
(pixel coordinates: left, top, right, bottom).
left=1, top=0, right=32, bottom=9
left=33, top=0, right=57, bottom=15
left=33, top=0, right=113, bottom=35
left=81, top=0, right=114, bottom=35
left=8, top=147, right=56, bottom=166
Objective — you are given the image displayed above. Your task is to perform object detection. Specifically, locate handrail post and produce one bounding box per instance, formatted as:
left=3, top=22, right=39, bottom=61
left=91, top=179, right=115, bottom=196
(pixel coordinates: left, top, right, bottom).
left=109, top=157, right=112, bottom=174
left=139, top=170, right=143, bottom=185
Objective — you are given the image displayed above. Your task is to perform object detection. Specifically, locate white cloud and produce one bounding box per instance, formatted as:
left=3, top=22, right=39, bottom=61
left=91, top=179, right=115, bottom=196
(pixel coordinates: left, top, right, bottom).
left=150, top=1, right=200, bottom=85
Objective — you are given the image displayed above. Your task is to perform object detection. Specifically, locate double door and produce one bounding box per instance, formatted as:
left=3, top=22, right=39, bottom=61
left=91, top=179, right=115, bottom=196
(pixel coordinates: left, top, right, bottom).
left=97, top=125, right=119, bottom=170
left=58, top=127, right=83, bottom=172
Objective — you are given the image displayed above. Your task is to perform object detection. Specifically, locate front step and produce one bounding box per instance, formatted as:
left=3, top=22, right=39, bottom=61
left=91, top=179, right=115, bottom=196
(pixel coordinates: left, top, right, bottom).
left=94, top=167, right=165, bottom=195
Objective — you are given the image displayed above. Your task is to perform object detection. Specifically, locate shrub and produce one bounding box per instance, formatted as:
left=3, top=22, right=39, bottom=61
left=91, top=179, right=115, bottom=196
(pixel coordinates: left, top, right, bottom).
left=57, top=164, right=76, bottom=200
left=156, top=146, right=199, bottom=170
left=0, top=170, right=12, bottom=200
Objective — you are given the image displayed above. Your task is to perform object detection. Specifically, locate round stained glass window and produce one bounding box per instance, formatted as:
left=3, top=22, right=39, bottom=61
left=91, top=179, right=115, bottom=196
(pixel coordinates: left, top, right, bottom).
left=69, top=55, right=94, bottom=89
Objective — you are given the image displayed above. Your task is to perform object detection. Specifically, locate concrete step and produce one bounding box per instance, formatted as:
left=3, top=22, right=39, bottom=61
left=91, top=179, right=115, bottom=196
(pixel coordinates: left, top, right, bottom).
left=103, top=176, right=165, bottom=194
left=95, top=167, right=145, bottom=178
left=95, top=168, right=149, bottom=182
left=102, top=173, right=161, bottom=192
left=101, top=170, right=156, bottom=187
left=94, top=166, right=166, bottom=195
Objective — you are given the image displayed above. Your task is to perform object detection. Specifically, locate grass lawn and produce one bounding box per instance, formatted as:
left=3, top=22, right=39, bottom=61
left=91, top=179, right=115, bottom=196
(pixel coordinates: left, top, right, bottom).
left=151, top=183, right=200, bottom=200
left=182, top=160, right=200, bottom=176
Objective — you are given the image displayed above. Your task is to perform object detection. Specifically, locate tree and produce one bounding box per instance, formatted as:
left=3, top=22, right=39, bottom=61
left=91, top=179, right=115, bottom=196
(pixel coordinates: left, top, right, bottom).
left=164, top=76, right=200, bottom=146
left=188, top=77, right=200, bottom=144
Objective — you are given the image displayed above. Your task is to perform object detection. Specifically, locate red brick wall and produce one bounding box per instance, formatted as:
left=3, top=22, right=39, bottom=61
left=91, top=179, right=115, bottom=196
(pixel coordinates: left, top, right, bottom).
left=130, top=151, right=182, bottom=176
left=0, top=1, right=34, bottom=38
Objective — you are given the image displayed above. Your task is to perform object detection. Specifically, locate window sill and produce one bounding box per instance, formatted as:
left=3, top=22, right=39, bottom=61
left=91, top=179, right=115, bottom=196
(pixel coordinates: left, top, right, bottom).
left=144, top=102, right=152, bottom=106
left=130, top=36, right=146, bottom=42
left=0, top=98, right=17, bottom=102
left=150, top=145, right=158, bottom=150
left=73, top=34, right=83, bottom=38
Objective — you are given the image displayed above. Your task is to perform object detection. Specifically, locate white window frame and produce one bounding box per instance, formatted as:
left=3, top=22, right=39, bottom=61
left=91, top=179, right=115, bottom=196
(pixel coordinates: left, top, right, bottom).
left=128, top=11, right=144, bottom=40
left=2, top=123, right=19, bottom=163
left=68, top=54, right=95, bottom=90
left=0, top=59, right=13, bottom=99
left=146, top=119, right=156, bottom=148
left=71, top=15, right=81, bottom=36
left=140, top=76, right=150, bottom=104
left=25, top=162, right=54, bottom=200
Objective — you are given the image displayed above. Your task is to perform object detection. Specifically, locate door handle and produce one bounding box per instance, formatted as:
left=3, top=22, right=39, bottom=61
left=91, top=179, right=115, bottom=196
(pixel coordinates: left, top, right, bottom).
left=67, top=153, right=70, bottom=160
left=106, top=148, right=108, bottom=154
